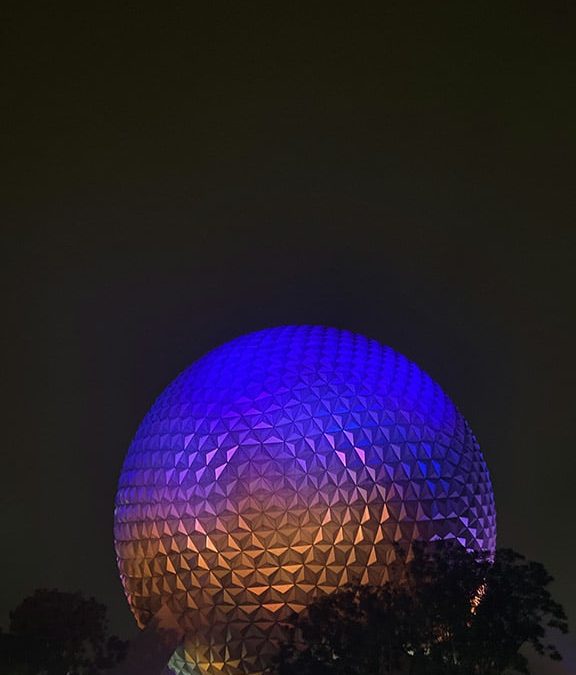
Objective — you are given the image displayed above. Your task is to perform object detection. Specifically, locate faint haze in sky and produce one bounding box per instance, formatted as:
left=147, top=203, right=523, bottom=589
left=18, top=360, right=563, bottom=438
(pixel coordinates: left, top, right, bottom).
left=1, top=3, right=574, bottom=673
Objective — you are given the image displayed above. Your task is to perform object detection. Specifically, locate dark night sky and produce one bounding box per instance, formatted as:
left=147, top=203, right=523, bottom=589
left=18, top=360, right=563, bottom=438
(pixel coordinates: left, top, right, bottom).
left=2, top=3, right=575, bottom=672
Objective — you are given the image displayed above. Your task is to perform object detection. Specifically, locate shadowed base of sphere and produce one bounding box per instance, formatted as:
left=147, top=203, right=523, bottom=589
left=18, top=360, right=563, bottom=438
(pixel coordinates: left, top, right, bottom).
left=165, top=645, right=268, bottom=675
left=109, top=605, right=270, bottom=675
left=166, top=635, right=277, bottom=675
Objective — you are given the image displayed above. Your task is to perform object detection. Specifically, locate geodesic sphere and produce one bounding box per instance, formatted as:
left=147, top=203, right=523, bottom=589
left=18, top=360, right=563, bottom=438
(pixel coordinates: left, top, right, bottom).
left=114, top=326, right=496, bottom=675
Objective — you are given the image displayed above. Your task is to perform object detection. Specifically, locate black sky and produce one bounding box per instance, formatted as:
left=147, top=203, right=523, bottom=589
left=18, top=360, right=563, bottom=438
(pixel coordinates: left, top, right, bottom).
left=2, top=2, right=575, bottom=672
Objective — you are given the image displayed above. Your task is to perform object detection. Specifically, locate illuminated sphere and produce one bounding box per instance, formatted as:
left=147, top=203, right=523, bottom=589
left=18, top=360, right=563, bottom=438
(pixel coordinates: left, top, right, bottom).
left=114, top=326, right=496, bottom=675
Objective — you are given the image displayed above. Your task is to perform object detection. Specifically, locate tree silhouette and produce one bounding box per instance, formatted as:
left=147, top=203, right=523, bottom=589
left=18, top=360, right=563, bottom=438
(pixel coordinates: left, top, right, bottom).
left=273, top=543, right=568, bottom=675
left=3, top=589, right=128, bottom=675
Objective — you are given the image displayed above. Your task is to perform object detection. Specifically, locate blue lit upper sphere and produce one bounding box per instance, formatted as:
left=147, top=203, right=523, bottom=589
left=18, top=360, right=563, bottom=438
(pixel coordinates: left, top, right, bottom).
left=114, top=326, right=496, bottom=675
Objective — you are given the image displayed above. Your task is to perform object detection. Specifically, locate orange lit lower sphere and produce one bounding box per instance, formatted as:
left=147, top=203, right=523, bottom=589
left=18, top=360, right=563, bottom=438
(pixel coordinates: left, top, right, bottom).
left=114, top=327, right=496, bottom=674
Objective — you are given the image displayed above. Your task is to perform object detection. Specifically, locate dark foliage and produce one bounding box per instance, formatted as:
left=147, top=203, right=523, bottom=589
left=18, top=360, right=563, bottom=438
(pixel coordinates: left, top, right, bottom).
left=273, top=543, right=568, bottom=675
left=1, top=589, right=128, bottom=675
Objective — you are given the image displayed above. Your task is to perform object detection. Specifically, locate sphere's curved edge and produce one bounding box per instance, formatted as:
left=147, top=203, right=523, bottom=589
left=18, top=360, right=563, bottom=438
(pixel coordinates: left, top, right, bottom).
left=114, top=325, right=497, bottom=675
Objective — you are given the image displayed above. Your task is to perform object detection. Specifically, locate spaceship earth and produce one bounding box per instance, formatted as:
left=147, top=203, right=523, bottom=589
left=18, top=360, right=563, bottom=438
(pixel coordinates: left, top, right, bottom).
left=114, top=326, right=496, bottom=675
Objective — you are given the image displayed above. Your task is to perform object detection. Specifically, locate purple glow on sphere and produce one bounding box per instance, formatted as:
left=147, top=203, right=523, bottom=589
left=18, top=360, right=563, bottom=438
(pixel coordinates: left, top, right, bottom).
left=114, top=326, right=496, bottom=674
